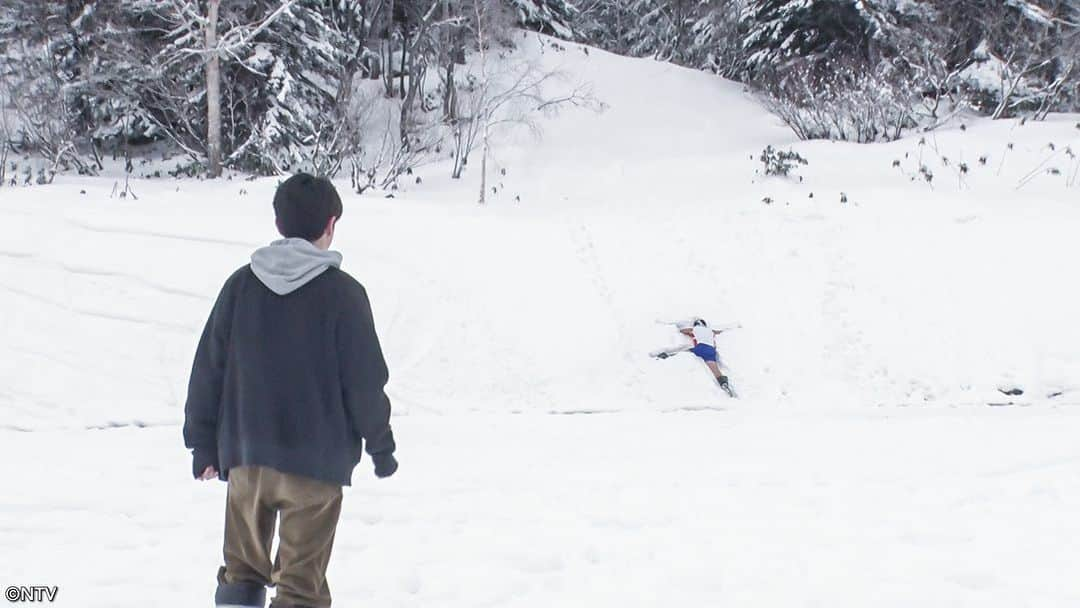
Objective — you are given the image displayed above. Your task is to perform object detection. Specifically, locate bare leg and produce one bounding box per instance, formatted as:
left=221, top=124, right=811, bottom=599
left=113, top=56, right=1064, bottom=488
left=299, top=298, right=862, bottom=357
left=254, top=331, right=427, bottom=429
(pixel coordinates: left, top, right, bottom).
left=705, top=360, right=725, bottom=381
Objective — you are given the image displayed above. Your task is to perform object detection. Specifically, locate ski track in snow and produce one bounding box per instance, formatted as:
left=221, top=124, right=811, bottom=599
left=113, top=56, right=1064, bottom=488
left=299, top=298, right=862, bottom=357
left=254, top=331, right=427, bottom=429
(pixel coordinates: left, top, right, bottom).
left=65, top=218, right=260, bottom=249
left=2, top=248, right=211, bottom=302
left=60, top=263, right=210, bottom=301
left=0, top=283, right=195, bottom=332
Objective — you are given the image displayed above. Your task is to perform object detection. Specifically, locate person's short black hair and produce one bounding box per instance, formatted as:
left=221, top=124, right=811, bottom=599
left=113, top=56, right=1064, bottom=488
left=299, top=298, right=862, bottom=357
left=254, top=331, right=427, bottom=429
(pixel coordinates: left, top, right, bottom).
left=693, top=318, right=707, bottom=327
left=272, top=173, right=343, bottom=241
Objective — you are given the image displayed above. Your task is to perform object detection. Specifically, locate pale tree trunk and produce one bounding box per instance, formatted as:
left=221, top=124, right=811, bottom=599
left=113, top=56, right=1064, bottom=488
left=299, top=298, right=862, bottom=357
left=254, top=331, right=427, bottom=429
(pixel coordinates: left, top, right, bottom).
left=475, top=0, right=489, bottom=204
left=205, top=0, right=222, bottom=177
left=0, top=109, right=8, bottom=186
left=399, top=35, right=408, bottom=99
left=479, top=128, right=488, bottom=204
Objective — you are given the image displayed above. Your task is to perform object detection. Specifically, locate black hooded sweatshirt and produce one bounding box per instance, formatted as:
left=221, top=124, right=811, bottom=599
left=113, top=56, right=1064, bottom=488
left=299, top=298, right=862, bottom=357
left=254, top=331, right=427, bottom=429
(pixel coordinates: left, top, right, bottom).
left=183, top=239, right=395, bottom=486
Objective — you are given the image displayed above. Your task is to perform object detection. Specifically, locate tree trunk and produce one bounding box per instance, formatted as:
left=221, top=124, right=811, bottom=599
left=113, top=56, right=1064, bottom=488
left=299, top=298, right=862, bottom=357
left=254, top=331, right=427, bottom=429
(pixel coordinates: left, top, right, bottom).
left=205, top=0, right=222, bottom=178
left=479, top=129, right=488, bottom=204
left=451, top=132, right=463, bottom=178
left=444, top=61, right=457, bottom=121
left=384, top=0, right=395, bottom=96
left=442, top=0, right=458, bottom=123
left=475, top=0, right=489, bottom=202
left=399, top=33, right=407, bottom=99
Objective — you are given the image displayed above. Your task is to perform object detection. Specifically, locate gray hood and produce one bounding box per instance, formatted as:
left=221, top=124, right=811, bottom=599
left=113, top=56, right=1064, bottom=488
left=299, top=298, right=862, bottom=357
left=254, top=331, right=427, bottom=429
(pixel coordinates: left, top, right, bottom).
left=250, top=238, right=343, bottom=295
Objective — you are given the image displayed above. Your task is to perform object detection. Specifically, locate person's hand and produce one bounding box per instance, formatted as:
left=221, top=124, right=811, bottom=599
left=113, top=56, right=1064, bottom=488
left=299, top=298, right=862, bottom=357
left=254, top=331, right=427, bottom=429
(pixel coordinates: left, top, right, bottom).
left=373, top=453, right=398, bottom=479
left=192, top=448, right=219, bottom=480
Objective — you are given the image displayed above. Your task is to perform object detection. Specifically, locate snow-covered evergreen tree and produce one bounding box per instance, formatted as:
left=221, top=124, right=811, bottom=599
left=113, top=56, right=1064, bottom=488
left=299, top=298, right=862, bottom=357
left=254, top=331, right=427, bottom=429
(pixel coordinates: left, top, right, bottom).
left=237, top=1, right=353, bottom=173
left=622, top=0, right=708, bottom=63
left=3, top=0, right=1078, bottom=168
left=741, top=0, right=899, bottom=78
left=118, top=0, right=364, bottom=174
left=574, top=1, right=745, bottom=72
left=0, top=1, right=126, bottom=171
left=504, top=0, right=577, bottom=39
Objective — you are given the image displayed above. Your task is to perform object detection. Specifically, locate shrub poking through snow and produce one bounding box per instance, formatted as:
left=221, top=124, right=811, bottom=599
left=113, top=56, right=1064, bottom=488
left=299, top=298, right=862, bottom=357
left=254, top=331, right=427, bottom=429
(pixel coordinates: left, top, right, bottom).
left=759, top=146, right=808, bottom=177
left=920, top=165, right=934, bottom=185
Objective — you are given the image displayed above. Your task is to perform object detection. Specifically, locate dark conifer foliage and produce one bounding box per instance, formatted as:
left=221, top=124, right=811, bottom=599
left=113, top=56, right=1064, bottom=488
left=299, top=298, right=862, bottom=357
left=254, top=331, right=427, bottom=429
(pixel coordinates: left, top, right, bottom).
left=1, top=0, right=1078, bottom=170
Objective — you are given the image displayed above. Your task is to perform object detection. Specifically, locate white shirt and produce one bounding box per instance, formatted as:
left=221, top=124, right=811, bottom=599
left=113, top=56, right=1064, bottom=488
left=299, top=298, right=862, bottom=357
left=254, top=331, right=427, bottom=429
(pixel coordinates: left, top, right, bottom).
left=691, top=325, right=714, bottom=346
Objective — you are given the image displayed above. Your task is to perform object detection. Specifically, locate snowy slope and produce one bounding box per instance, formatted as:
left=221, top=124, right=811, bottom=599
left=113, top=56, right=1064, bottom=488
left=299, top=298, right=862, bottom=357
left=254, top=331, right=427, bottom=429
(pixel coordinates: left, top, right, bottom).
left=2, top=35, right=1078, bottom=430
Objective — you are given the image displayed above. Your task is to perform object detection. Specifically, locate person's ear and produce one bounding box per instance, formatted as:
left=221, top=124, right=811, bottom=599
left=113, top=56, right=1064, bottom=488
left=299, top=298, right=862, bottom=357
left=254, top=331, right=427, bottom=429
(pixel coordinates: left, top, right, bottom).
left=325, top=216, right=337, bottom=239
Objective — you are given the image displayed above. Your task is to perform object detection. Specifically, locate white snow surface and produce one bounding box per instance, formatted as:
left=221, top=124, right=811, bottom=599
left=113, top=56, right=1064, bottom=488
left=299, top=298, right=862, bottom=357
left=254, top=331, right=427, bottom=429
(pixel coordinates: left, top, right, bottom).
left=2, top=34, right=1079, bottom=606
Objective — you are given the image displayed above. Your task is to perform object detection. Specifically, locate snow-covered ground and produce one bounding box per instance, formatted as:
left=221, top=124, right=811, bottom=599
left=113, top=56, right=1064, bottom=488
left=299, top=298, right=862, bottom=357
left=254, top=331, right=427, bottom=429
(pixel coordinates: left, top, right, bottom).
left=4, top=408, right=1080, bottom=607
left=1, top=34, right=1079, bottom=606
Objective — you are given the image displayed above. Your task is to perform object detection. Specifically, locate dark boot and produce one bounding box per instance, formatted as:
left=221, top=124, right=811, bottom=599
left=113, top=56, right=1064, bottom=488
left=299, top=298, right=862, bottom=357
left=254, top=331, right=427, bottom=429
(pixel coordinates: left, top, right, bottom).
left=717, top=375, right=735, bottom=397
left=215, top=579, right=266, bottom=608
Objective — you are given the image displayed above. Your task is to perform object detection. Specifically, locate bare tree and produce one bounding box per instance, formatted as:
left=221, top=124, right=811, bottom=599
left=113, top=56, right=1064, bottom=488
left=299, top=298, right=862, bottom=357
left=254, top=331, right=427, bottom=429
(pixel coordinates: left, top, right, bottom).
left=756, top=59, right=917, bottom=143
left=342, top=80, right=444, bottom=193
left=0, top=78, right=10, bottom=187
left=441, top=0, right=464, bottom=123
left=939, top=0, right=1080, bottom=120
left=205, top=0, right=222, bottom=177
left=302, top=1, right=389, bottom=178
left=0, top=3, right=96, bottom=174
left=989, top=25, right=1058, bottom=120
left=903, top=44, right=973, bottom=127
left=156, top=0, right=298, bottom=174
left=383, top=0, right=398, bottom=97
left=371, top=0, right=468, bottom=188
left=452, top=7, right=600, bottom=202
left=398, top=1, right=443, bottom=148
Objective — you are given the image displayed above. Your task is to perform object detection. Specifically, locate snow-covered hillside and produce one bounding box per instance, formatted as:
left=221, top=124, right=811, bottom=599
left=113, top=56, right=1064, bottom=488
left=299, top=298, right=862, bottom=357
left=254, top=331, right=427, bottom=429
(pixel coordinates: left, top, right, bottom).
left=2, top=34, right=1079, bottom=608
left=3, top=34, right=1078, bottom=430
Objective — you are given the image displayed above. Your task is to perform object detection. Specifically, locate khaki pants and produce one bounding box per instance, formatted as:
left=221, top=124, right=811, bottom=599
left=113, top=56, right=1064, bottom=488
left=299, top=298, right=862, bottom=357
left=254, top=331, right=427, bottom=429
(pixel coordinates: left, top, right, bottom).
left=218, top=466, right=343, bottom=608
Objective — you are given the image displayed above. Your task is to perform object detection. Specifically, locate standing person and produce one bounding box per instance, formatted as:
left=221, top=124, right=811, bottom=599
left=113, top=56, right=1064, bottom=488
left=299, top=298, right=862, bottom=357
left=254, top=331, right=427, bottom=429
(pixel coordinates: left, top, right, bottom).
left=183, top=173, right=398, bottom=608
left=653, top=318, right=736, bottom=397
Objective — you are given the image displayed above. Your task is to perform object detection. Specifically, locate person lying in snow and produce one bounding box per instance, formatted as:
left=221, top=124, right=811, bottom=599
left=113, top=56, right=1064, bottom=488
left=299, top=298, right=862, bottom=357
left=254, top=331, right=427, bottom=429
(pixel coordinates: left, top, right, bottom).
left=653, top=318, right=735, bottom=397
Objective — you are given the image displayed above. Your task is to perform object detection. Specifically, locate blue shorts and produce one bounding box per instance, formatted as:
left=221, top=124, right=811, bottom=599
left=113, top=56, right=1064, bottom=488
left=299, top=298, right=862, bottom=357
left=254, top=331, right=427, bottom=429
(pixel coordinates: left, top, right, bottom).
left=691, top=343, right=718, bottom=363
